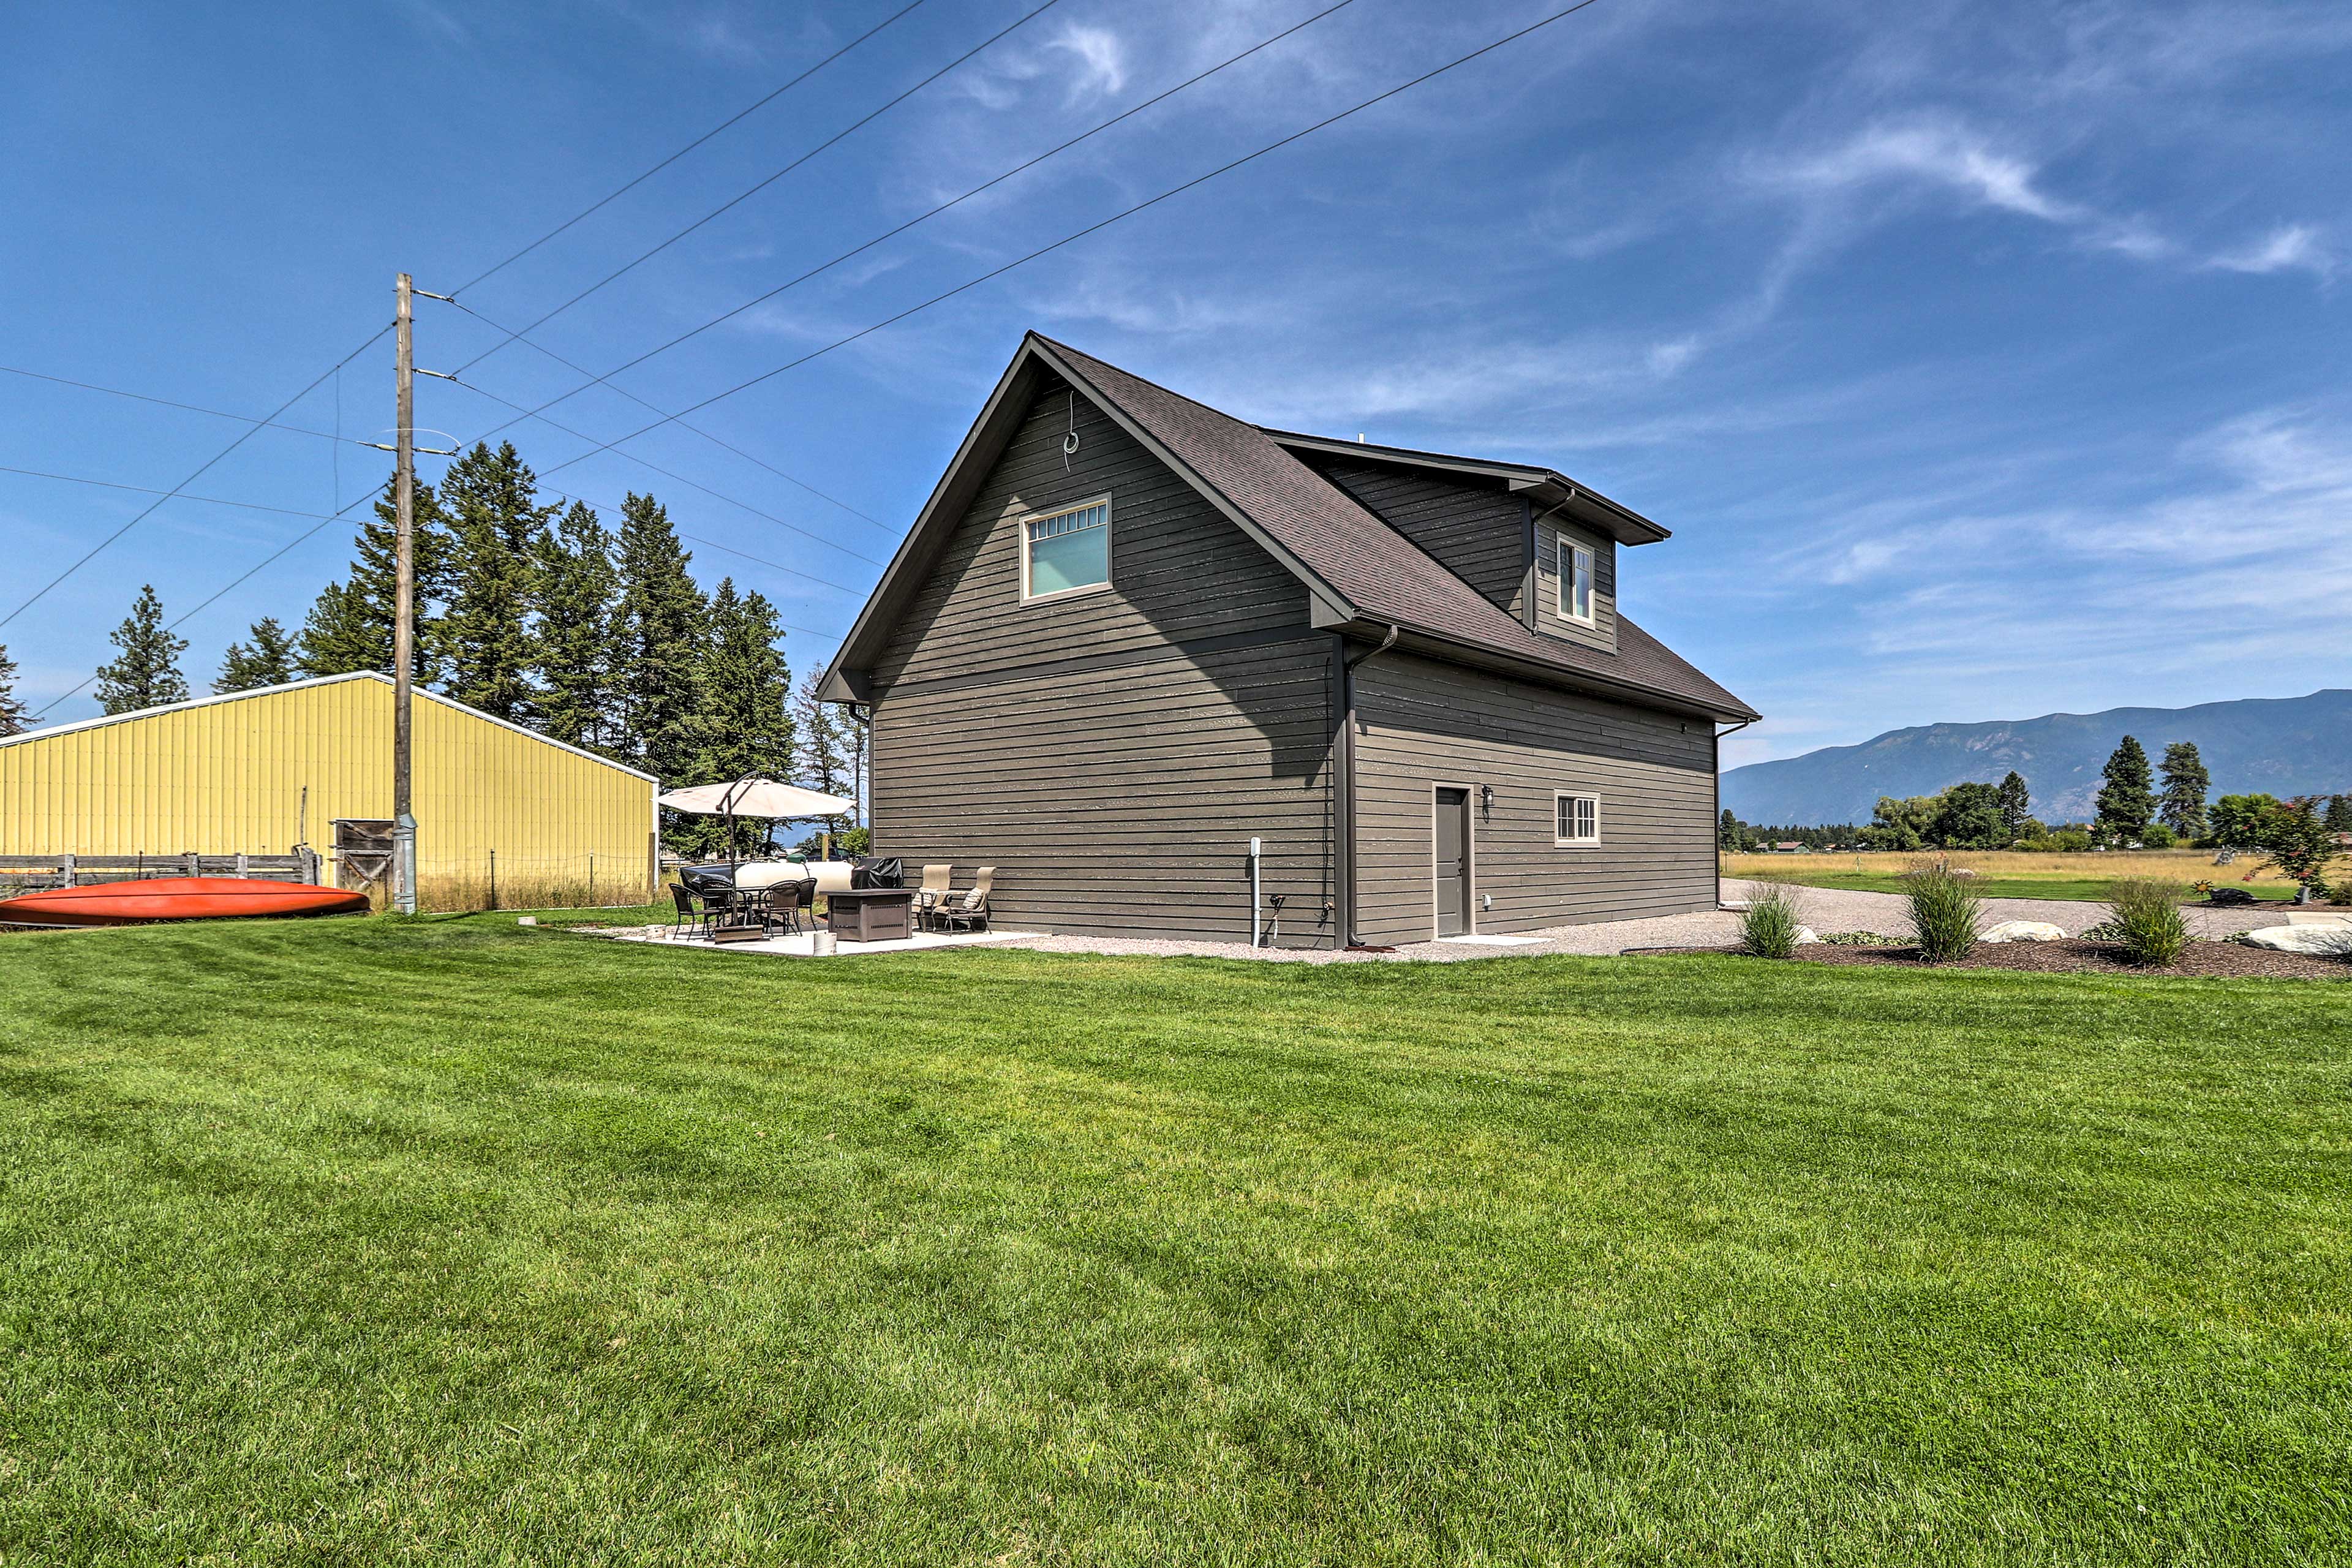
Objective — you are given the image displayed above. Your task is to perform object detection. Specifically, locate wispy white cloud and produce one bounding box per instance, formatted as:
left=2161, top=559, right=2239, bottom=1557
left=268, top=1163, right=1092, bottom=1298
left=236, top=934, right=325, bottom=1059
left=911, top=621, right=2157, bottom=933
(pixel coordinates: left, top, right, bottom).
left=1770, top=118, right=2080, bottom=222
left=2207, top=223, right=2337, bottom=280
left=1046, top=24, right=1128, bottom=103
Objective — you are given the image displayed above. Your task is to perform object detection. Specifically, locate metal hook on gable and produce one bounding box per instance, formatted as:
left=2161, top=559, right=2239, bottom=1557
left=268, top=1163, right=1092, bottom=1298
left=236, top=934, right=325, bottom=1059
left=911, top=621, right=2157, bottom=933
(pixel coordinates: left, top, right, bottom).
left=1061, top=390, right=1080, bottom=472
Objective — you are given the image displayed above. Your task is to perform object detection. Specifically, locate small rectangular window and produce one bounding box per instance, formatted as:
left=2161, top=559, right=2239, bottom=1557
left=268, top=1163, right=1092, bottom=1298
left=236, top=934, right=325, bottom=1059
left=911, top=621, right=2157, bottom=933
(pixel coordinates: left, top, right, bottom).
left=1555, top=793, right=1599, bottom=846
left=1558, top=537, right=1594, bottom=624
left=1022, top=498, right=1111, bottom=601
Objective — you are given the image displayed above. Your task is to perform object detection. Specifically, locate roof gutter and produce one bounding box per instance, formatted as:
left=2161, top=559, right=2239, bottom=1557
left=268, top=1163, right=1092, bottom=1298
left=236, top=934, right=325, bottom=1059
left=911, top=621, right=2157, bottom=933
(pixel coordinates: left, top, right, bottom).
left=1370, top=621, right=1758, bottom=726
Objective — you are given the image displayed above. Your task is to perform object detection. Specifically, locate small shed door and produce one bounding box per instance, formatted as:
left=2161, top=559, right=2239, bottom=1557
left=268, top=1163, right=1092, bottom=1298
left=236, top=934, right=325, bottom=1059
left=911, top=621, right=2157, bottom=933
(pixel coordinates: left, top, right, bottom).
left=1434, top=788, right=1471, bottom=937
left=333, top=818, right=395, bottom=894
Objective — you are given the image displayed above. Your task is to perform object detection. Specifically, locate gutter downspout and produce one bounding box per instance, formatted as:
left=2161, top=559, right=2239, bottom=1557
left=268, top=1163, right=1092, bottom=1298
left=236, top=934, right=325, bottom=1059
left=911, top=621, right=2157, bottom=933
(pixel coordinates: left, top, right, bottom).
left=1337, top=624, right=1400, bottom=948
left=1713, top=716, right=1755, bottom=908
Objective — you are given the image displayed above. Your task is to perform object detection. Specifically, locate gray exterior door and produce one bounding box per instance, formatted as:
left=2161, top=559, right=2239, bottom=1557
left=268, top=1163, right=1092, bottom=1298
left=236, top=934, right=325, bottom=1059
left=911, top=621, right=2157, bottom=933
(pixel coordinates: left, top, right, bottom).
left=1434, top=787, right=1471, bottom=936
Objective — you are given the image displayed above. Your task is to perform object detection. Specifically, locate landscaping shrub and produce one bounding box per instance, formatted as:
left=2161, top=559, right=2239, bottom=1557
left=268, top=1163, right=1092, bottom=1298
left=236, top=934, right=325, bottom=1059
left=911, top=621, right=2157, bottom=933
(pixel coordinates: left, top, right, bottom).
left=1822, top=930, right=1903, bottom=946
left=1903, top=862, right=1985, bottom=962
left=1738, top=881, right=1808, bottom=959
left=2103, top=878, right=2191, bottom=966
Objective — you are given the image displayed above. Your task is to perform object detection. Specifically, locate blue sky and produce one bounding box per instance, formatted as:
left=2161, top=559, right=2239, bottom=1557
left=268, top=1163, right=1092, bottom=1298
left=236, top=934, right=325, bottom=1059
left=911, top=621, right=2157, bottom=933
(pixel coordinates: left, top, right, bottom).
left=2, top=0, right=2345, bottom=763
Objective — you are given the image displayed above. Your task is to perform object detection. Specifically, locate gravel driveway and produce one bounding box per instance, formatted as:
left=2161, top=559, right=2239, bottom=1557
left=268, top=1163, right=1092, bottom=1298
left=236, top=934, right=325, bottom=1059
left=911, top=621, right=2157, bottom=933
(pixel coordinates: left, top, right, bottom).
left=995, top=880, right=2309, bottom=963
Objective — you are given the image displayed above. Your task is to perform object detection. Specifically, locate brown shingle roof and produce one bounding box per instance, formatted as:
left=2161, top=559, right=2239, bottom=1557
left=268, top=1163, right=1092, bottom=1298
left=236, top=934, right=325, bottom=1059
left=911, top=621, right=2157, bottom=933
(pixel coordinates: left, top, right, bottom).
left=1032, top=334, right=1756, bottom=721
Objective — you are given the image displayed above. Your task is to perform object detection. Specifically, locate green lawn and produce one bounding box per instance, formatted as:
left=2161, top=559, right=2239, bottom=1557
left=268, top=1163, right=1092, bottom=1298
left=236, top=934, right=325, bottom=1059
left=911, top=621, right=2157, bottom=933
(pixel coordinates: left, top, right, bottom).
left=1731, top=869, right=2303, bottom=903
left=2, top=917, right=2348, bottom=1564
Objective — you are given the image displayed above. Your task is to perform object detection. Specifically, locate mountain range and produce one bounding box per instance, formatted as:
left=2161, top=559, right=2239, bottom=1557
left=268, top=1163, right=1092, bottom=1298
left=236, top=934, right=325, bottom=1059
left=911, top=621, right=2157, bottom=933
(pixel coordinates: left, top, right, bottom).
left=1721, top=690, right=2352, bottom=827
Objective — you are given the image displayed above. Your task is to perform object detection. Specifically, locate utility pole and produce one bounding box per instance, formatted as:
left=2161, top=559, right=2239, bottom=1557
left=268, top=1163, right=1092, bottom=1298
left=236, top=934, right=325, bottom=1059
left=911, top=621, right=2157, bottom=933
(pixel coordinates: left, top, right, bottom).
left=391, top=273, right=418, bottom=914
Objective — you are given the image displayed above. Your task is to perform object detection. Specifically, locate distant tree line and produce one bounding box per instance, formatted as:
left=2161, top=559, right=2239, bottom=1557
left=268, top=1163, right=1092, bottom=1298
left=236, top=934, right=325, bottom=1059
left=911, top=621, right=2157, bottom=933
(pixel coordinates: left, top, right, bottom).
left=7, top=444, right=858, bottom=856
left=1718, top=734, right=2352, bottom=875
left=1716, top=815, right=1860, bottom=852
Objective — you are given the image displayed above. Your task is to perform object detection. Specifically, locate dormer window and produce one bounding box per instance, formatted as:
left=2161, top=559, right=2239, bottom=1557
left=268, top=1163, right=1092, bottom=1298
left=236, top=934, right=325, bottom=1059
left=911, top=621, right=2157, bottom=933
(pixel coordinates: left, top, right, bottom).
left=1558, top=537, right=1594, bottom=624
left=1021, top=497, right=1112, bottom=603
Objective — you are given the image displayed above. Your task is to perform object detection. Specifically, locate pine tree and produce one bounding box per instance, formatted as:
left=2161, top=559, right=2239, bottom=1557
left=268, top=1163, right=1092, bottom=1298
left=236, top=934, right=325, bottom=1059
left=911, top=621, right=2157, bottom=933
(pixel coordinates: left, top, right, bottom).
left=94, top=584, right=190, bottom=714
left=2094, top=734, right=2157, bottom=841
left=295, top=473, right=453, bottom=679
left=438, top=442, right=555, bottom=722
left=1717, top=808, right=1744, bottom=851
left=2326, top=794, right=2352, bottom=835
left=2157, top=741, right=2211, bottom=839
left=1995, top=771, right=2032, bottom=840
left=532, top=500, right=620, bottom=752
left=0, top=643, right=29, bottom=737
left=680, top=579, right=795, bottom=857
left=611, top=491, right=706, bottom=781
left=791, top=670, right=852, bottom=835
left=215, top=616, right=296, bottom=693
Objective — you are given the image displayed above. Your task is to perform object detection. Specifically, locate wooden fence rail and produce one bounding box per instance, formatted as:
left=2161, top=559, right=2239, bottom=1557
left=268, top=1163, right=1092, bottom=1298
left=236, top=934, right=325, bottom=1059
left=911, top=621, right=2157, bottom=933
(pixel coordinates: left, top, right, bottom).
left=0, top=851, right=322, bottom=892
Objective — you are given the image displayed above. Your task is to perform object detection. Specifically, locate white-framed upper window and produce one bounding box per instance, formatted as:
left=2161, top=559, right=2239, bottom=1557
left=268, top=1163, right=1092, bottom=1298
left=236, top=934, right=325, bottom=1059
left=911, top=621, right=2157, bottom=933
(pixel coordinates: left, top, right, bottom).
left=1020, top=497, right=1112, bottom=603
left=1557, top=536, right=1595, bottom=624
left=1555, top=792, right=1599, bottom=846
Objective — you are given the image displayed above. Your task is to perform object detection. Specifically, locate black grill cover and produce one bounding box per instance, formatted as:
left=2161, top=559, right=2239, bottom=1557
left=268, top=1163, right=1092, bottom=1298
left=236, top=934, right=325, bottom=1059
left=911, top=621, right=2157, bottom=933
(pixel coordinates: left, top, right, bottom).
left=678, top=863, right=737, bottom=897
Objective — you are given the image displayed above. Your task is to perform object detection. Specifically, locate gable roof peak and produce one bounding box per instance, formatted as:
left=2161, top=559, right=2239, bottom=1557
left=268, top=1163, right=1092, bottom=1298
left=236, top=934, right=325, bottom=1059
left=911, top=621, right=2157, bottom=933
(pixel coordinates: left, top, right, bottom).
left=822, top=332, right=1754, bottom=721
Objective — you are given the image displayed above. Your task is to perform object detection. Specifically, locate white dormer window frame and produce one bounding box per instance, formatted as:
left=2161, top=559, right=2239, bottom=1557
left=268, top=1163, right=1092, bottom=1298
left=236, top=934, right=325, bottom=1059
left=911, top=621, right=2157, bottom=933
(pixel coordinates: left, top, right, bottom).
left=1557, top=535, right=1596, bottom=625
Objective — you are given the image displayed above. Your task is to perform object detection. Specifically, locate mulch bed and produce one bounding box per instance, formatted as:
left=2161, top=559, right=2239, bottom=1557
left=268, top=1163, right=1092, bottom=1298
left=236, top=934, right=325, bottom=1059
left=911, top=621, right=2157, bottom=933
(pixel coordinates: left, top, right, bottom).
left=1654, top=938, right=2350, bottom=980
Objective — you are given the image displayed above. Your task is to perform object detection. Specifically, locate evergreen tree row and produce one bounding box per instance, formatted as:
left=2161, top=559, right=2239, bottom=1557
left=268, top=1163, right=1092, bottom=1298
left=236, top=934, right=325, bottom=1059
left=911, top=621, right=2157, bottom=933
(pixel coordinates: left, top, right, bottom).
left=20, top=442, right=851, bottom=851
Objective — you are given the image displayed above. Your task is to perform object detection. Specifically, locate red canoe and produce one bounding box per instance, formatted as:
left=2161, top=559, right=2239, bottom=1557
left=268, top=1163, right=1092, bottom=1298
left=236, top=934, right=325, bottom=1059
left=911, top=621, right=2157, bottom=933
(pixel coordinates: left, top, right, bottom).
left=0, top=877, right=370, bottom=927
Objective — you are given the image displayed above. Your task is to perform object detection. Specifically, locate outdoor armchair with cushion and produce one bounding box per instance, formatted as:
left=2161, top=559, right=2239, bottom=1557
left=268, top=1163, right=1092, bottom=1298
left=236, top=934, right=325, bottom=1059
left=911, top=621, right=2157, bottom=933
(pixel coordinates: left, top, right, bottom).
left=939, top=867, right=995, bottom=933
left=913, top=864, right=953, bottom=930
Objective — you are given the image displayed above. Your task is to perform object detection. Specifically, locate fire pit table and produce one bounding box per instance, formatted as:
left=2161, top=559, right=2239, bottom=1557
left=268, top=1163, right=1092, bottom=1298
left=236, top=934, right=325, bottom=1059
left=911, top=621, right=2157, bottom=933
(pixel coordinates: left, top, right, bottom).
left=824, top=887, right=915, bottom=943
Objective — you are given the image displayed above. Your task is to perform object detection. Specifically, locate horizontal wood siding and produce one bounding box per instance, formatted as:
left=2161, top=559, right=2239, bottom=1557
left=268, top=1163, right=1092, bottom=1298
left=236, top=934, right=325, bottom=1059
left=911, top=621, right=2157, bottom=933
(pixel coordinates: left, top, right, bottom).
left=864, top=371, right=1335, bottom=947
left=872, top=371, right=1310, bottom=690
left=1531, top=518, right=1618, bottom=653
left=870, top=636, right=1338, bottom=946
left=1311, top=458, right=1528, bottom=614
left=1351, top=650, right=1714, bottom=944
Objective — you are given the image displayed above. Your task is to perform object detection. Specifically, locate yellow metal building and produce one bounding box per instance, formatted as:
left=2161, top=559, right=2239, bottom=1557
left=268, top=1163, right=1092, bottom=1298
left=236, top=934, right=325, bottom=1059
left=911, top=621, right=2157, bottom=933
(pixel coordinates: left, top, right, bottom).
left=0, top=673, right=657, bottom=908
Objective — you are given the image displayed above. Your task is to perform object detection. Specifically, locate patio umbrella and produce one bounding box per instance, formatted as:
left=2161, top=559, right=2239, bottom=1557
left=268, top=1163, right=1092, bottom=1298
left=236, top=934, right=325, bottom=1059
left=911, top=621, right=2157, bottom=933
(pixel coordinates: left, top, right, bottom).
left=657, top=777, right=857, bottom=867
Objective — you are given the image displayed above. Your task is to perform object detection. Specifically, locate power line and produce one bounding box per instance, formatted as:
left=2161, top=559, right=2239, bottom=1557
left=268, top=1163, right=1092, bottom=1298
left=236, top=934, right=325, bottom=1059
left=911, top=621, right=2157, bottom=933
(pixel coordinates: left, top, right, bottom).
left=670, top=532, right=850, bottom=642
left=12, top=9, right=946, bottom=695
left=458, top=0, right=1363, bottom=464
left=0, top=462, right=370, bottom=525
left=453, top=0, right=1068, bottom=374
left=447, top=295, right=891, bottom=535
left=451, top=0, right=932, bottom=296
left=0, top=324, right=391, bottom=632
left=23, top=466, right=849, bottom=723
left=440, top=368, right=886, bottom=572
left=538, top=0, right=1614, bottom=483
left=0, top=361, right=389, bottom=448
left=1, top=2, right=937, bottom=632
left=26, top=485, right=383, bottom=723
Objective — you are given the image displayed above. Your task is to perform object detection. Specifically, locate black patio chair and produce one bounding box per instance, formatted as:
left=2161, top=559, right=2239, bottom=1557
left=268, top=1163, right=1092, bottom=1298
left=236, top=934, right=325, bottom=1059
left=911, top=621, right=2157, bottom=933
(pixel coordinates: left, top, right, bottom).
left=667, top=882, right=715, bottom=939
left=747, top=883, right=803, bottom=937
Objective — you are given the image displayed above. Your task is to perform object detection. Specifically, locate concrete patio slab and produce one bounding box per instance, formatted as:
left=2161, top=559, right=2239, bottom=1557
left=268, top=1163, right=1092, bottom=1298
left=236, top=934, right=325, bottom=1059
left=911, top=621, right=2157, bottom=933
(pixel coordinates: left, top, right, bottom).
left=592, top=926, right=1042, bottom=957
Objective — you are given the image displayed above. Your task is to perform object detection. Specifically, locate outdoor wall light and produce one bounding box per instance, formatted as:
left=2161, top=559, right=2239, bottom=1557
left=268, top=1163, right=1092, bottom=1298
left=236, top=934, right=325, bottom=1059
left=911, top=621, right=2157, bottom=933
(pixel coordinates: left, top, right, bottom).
left=1479, top=783, right=1495, bottom=812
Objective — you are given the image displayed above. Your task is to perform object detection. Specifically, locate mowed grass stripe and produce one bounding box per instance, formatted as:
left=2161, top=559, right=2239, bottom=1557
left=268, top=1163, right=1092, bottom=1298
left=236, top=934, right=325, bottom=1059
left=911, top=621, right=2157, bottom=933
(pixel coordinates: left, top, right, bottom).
left=0, top=916, right=2346, bottom=1564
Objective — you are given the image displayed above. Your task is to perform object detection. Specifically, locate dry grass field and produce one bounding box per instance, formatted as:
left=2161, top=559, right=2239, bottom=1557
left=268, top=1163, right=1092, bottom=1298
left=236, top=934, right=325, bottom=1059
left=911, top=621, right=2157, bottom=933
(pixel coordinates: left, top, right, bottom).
left=1721, top=848, right=2305, bottom=903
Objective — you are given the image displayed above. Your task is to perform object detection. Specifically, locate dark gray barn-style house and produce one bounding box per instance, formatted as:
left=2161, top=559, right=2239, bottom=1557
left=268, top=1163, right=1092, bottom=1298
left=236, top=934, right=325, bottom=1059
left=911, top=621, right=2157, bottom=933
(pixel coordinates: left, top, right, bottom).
left=819, top=333, right=1757, bottom=948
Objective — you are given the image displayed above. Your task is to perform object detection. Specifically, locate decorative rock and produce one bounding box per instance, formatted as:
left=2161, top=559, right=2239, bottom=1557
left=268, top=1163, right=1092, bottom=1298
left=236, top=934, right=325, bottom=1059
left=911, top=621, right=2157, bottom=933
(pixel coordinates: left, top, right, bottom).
left=2239, top=925, right=2352, bottom=956
left=1794, top=925, right=1822, bottom=944
left=1982, top=920, right=2067, bottom=944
